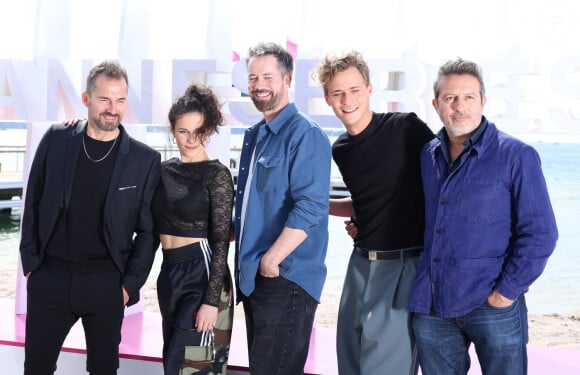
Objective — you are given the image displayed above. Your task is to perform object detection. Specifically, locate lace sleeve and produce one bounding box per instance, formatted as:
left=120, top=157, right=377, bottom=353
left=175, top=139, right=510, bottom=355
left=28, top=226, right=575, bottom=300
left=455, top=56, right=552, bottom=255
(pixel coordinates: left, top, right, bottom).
left=203, top=165, right=234, bottom=307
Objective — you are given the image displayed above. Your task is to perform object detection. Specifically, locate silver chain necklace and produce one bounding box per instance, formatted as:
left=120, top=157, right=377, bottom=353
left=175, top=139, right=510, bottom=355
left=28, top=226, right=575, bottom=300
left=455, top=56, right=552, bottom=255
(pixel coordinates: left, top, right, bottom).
left=83, top=135, right=118, bottom=163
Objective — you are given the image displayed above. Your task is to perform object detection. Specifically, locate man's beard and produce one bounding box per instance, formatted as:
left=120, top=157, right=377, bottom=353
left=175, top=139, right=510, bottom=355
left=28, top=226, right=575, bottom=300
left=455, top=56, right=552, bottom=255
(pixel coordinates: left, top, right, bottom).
left=250, top=90, right=279, bottom=113
left=93, top=113, right=121, bottom=132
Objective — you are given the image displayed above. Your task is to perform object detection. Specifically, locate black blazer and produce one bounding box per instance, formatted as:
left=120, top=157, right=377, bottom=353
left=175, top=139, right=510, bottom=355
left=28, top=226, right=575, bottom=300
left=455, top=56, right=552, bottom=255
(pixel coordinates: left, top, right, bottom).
left=19, top=121, right=161, bottom=305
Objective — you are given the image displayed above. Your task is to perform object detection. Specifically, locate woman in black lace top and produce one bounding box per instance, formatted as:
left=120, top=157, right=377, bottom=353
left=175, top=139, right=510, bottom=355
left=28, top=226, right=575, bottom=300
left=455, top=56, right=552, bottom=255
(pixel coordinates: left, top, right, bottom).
left=153, top=84, right=234, bottom=374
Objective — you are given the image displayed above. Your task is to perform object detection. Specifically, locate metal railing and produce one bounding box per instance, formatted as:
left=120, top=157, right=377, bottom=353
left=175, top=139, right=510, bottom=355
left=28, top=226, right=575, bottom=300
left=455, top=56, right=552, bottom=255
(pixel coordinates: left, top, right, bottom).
left=0, top=145, right=350, bottom=213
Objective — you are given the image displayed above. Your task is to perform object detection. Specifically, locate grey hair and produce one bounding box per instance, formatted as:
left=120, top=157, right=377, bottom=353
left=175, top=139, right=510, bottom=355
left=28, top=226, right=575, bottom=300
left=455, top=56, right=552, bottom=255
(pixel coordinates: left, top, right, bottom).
left=433, top=58, right=485, bottom=100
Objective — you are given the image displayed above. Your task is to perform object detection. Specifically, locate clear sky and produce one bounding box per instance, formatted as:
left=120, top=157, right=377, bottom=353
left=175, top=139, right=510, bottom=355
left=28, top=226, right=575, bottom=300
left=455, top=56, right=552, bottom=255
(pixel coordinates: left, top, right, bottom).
left=1, top=0, right=578, bottom=61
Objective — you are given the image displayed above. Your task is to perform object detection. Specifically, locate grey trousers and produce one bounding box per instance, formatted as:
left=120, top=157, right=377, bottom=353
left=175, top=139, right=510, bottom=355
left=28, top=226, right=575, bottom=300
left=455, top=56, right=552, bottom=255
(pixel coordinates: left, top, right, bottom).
left=336, top=250, right=419, bottom=375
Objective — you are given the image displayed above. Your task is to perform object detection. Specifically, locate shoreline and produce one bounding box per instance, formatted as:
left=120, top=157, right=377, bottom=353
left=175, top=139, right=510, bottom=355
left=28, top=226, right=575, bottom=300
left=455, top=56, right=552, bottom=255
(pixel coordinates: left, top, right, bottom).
left=1, top=270, right=578, bottom=349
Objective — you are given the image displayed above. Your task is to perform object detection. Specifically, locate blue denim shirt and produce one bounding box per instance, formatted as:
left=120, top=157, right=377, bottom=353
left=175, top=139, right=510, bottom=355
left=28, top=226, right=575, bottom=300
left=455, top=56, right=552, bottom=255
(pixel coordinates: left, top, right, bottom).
left=408, top=118, right=558, bottom=318
left=234, top=103, right=331, bottom=302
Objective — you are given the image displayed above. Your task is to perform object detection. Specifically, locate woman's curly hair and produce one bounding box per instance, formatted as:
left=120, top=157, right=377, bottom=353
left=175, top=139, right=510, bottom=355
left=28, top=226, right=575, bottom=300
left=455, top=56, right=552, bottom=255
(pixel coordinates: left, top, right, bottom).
left=168, top=84, right=224, bottom=143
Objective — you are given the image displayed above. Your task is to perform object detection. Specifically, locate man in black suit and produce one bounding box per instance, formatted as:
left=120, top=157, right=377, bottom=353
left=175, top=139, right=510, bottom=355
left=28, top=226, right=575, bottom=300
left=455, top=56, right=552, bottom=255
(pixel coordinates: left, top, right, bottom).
left=19, top=61, right=161, bottom=375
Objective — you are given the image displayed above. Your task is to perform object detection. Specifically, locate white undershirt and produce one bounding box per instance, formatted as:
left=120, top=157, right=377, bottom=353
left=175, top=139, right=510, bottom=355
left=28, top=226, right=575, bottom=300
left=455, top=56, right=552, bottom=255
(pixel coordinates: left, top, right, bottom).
left=239, top=146, right=256, bottom=246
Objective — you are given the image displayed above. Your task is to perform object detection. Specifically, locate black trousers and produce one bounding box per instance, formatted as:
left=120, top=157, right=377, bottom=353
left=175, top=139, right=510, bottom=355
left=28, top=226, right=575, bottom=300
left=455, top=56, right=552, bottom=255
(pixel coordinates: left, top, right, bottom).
left=157, top=242, right=210, bottom=375
left=24, top=262, right=124, bottom=375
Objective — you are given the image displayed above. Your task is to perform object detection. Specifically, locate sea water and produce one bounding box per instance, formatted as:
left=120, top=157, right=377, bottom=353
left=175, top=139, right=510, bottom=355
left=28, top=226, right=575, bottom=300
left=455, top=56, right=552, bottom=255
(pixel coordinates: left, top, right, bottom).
left=0, top=140, right=578, bottom=316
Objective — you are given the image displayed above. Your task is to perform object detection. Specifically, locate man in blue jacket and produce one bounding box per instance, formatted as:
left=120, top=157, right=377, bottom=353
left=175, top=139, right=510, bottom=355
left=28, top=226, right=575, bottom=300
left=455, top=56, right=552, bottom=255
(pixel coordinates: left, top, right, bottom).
left=408, top=58, right=558, bottom=375
left=233, top=42, right=331, bottom=375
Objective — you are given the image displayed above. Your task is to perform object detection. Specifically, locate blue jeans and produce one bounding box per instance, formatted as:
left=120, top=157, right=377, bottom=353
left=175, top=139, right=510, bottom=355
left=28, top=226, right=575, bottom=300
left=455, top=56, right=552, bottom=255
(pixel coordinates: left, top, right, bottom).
left=242, top=274, right=317, bottom=375
left=413, top=295, right=528, bottom=375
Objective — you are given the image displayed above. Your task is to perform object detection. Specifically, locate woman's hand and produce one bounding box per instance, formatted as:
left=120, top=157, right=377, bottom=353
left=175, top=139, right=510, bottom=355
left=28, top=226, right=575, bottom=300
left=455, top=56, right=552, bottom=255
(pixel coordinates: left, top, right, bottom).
left=195, top=303, right=218, bottom=332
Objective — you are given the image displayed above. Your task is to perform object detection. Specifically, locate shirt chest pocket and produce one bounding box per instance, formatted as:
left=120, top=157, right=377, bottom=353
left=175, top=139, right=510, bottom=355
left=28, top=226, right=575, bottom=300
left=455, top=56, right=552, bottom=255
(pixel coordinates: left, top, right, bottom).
left=458, top=178, right=500, bottom=222
left=255, top=155, right=285, bottom=192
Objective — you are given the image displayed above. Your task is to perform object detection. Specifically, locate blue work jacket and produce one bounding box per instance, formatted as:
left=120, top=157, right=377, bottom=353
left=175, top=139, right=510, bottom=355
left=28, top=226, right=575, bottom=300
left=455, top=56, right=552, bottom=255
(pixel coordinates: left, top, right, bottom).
left=409, top=118, right=558, bottom=318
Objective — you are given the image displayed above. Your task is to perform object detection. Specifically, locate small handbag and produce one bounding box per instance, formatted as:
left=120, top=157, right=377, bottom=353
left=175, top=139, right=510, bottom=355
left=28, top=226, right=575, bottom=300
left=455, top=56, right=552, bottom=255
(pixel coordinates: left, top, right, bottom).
left=180, top=330, right=229, bottom=375
left=176, top=287, right=233, bottom=375
left=183, top=344, right=214, bottom=369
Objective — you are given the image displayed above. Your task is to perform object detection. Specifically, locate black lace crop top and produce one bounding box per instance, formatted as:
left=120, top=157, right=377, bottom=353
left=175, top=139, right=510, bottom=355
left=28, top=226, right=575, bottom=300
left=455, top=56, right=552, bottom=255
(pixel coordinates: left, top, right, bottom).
left=153, top=158, right=234, bottom=307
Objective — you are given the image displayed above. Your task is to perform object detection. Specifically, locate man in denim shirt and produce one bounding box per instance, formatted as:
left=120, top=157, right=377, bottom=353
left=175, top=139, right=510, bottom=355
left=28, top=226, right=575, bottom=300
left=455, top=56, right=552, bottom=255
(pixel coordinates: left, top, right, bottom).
left=408, top=58, right=558, bottom=375
left=234, top=42, right=331, bottom=375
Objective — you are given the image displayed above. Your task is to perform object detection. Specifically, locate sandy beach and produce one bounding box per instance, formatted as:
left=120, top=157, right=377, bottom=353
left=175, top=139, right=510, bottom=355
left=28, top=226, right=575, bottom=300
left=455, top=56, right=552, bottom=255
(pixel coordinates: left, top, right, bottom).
left=139, top=281, right=580, bottom=350
left=1, top=269, right=578, bottom=349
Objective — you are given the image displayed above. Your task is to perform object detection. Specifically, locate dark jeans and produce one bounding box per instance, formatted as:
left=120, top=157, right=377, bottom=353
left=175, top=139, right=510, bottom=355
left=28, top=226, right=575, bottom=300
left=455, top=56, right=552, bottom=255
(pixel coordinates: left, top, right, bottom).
left=413, top=295, right=528, bottom=375
left=25, top=264, right=124, bottom=375
left=242, top=274, right=317, bottom=375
